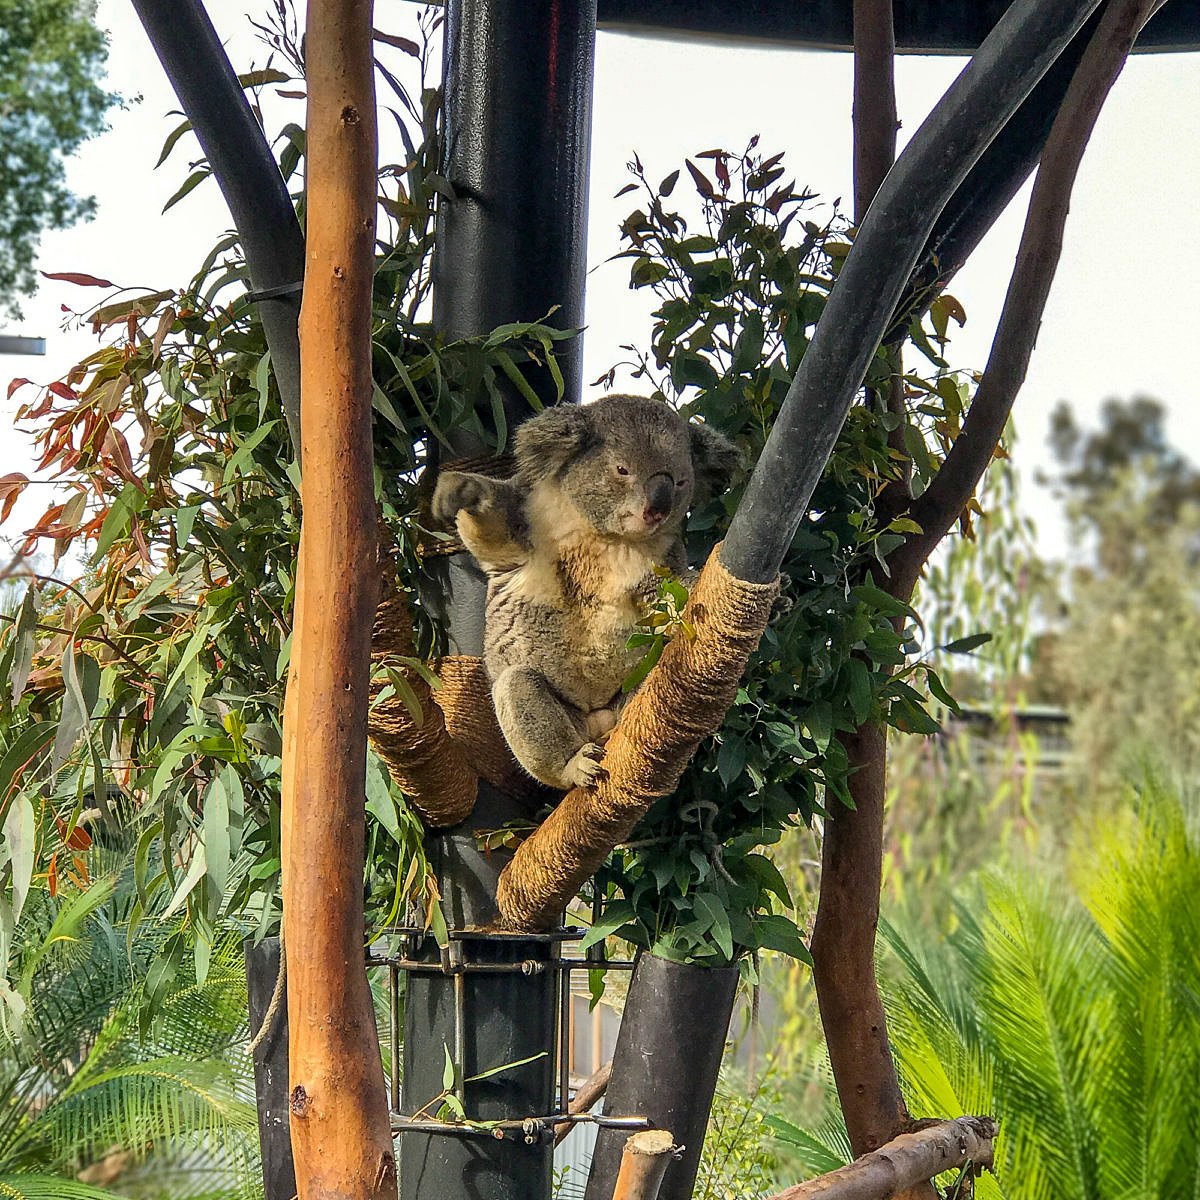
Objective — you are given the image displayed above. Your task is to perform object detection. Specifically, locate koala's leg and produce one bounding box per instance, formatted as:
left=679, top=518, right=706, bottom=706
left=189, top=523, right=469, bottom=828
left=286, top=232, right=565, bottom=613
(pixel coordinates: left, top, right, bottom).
left=492, top=667, right=606, bottom=790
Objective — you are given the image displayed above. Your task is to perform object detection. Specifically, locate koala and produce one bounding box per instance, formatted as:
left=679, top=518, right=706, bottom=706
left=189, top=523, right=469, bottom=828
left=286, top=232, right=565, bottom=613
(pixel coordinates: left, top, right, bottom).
left=431, top=394, right=737, bottom=791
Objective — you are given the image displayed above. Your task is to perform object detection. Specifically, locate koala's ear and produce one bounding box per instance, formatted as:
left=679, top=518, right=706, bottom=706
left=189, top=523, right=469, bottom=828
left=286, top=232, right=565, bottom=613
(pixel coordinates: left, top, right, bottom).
left=514, top=404, right=591, bottom=482
left=688, top=422, right=739, bottom=497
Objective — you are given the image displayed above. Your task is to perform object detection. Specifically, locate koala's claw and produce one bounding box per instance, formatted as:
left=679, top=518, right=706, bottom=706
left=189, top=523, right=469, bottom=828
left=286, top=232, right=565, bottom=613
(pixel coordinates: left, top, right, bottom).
left=562, top=743, right=607, bottom=789
left=431, top=472, right=488, bottom=527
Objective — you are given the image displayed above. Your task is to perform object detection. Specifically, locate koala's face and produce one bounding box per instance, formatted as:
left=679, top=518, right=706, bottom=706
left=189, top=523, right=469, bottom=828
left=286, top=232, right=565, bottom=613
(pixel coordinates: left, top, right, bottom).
left=514, top=395, right=739, bottom=543
left=562, top=398, right=695, bottom=539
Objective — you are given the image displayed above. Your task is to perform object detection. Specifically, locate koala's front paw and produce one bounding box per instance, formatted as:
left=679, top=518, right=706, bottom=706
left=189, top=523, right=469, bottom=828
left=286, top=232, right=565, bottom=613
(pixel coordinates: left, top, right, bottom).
left=562, top=742, right=607, bottom=789
left=432, top=471, right=491, bottom=527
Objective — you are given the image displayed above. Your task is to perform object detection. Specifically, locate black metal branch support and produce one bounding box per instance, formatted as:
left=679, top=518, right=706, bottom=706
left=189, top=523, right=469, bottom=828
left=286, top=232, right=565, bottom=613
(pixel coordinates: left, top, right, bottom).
left=721, top=0, right=1107, bottom=585
left=131, top=0, right=306, bottom=455
left=403, top=4, right=598, bottom=1199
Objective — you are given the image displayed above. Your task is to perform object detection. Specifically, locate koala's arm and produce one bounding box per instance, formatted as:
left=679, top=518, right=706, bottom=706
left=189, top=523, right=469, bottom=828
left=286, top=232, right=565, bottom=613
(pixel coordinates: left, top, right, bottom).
left=431, top=471, right=529, bottom=571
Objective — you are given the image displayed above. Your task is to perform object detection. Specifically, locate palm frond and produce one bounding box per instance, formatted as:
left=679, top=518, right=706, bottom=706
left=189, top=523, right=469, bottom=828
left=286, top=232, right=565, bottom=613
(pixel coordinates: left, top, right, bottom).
left=0, top=1177, right=123, bottom=1199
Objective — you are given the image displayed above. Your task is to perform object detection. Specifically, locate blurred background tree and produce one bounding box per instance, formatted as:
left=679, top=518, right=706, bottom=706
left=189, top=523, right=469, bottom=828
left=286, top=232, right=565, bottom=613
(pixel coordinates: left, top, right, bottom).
left=0, top=0, right=117, bottom=317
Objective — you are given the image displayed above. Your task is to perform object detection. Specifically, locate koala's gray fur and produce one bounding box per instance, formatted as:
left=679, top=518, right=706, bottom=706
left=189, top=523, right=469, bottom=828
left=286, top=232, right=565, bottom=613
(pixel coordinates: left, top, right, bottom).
left=431, top=394, right=738, bottom=790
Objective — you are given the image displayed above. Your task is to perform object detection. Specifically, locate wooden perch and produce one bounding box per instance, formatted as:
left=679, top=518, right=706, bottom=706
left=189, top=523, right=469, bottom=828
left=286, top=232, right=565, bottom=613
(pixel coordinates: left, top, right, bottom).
left=554, top=1060, right=612, bottom=1146
left=495, top=547, right=778, bottom=931
left=768, top=1117, right=998, bottom=1200
left=612, top=1130, right=678, bottom=1200
left=368, top=561, right=478, bottom=828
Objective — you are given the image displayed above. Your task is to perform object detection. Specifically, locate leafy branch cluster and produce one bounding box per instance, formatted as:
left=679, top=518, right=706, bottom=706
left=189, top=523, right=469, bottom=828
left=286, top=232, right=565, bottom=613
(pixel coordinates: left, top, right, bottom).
left=590, top=142, right=985, bottom=969
left=0, top=14, right=564, bottom=994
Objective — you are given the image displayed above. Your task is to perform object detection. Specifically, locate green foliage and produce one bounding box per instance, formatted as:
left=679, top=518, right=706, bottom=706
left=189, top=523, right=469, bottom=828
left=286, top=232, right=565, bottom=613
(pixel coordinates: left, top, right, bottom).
left=0, top=864, right=259, bottom=1198
left=0, top=9, right=567, bottom=986
left=0, top=0, right=117, bottom=315
left=591, top=142, right=979, bottom=967
left=693, top=1078, right=783, bottom=1200
left=1034, top=398, right=1200, bottom=794
left=879, top=783, right=1200, bottom=1200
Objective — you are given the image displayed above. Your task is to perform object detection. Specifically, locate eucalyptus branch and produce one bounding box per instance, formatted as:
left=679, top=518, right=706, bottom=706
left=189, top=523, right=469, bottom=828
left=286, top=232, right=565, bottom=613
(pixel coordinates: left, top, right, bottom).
left=888, top=0, right=1164, bottom=601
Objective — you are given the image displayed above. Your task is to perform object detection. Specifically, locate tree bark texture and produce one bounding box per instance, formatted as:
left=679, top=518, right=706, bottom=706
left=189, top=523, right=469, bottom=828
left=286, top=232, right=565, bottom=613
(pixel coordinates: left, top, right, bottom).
left=810, top=722, right=909, bottom=1156
left=767, top=1117, right=998, bottom=1200
left=809, top=1, right=920, bottom=1171
left=281, top=1, right=394, bottom=1197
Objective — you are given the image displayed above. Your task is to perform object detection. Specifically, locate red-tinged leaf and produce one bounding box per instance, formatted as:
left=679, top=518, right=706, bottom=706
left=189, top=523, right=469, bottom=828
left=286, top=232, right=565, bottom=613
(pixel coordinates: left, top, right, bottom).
left=276, top=88, right=307, bottom=99
left=685, top=159, right=714, bottom=200
left=41, top=271, right=114, bottom=288
left=54, top=814, right=93, bottom=851
left=21, top=392, right=54, bottom=420
left=47, top=853, right=58, bottom=898
left=0, top=473, right=28, bottom=523
left=73, top=855, right=90, bottom=886
left=48, top=381, right=78, bottom=401
left=614, top=182, right=637, bottom=198
left=373, top=29, right=420, bottom=54
left=131, top=517, right=152, bottom=563
left=714, top=155, right=731, bottom=190
left=7, top=377, right=31, bottom=400
left=103, top=427, right=139, bottom=484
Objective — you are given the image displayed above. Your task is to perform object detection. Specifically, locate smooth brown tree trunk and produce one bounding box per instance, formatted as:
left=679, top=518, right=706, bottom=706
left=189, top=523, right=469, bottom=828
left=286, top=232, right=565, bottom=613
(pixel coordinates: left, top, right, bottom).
left=810, top=722, right=910, bottom=1155
left=280, top=1, right=395, bottom=1197
left=810, top=0, right=921, bottom=1169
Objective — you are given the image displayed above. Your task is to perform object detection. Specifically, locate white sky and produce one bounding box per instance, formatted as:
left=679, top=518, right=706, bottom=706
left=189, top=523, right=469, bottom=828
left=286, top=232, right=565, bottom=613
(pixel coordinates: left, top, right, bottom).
left=3, top=4, right=1199, bottom=562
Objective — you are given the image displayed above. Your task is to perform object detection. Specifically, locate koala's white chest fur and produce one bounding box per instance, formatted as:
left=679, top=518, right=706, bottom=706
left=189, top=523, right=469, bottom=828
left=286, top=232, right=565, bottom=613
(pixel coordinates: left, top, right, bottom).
left=487, top=482, right=667, bottom=707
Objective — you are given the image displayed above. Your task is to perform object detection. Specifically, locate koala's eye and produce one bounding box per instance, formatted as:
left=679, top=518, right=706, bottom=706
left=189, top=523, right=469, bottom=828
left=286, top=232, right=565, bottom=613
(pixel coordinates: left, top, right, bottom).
left=615, top=465, right=630, bottom=477
left=675, top=478, right=688, bottom=488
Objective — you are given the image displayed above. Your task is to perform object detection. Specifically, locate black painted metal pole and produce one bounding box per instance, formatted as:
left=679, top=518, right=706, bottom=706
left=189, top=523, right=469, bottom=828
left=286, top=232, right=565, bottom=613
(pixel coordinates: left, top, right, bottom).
left=135, top=8, right=306, bottom=1196
left=400, top=3, right=597, bottom=1199
left=245, top=937, right=297, bottom=1200
left=131, top=0, right=306, bottom=454
left=585, top=956, right=739, bottom=1200
left=721, top=0, right=1106, bottom=586
left=892, top=6, right=1105, bottom=339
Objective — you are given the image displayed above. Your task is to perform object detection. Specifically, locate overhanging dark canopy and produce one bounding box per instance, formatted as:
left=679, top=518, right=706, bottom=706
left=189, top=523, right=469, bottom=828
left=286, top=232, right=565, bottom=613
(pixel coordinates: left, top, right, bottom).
left=597, top=0, right=1200, bottom=53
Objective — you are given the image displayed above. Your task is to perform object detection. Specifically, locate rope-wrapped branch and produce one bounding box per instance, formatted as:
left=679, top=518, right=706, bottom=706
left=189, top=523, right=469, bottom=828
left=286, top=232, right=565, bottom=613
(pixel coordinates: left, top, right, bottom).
left=767, top=1116, right=998, bottom=1200
left=495, top=547, right=779, bottom=931
left=368, top=567, right=478, bottom=828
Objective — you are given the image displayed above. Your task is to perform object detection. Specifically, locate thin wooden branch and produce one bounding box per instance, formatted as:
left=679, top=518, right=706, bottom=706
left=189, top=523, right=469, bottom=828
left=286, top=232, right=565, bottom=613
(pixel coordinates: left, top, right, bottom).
left=281, top=0, right=396, bottom=1196
left=720, top=0, right=1105, bottom=585
left=852, top=0, right=897, bottom=224
left=768, top=1116, right=998, bottom=1200
left=810, top=3, right=919, bottom=1176
left=554, top=1060, right=612, bottom=1147
left=612, top=1130, right=678, bottom=1200
left=889, top=0, right=1162, bottom=599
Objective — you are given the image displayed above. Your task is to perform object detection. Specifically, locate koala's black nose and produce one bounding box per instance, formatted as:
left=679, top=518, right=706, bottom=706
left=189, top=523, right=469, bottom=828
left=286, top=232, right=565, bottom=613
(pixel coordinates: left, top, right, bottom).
left=644, top=474, right=674, bottom=525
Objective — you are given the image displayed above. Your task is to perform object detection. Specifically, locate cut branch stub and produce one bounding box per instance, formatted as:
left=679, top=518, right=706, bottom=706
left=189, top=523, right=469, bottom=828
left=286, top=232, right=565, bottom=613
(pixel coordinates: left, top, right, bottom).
left=495, top=546, right=778, bottom=931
